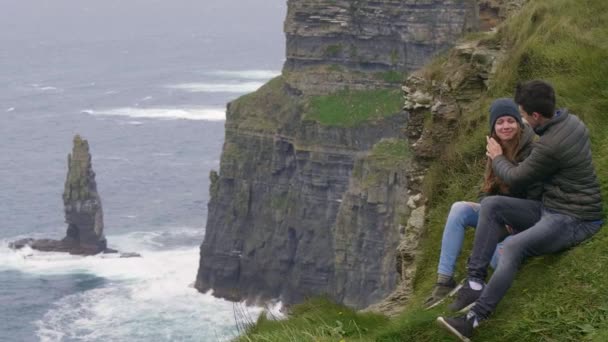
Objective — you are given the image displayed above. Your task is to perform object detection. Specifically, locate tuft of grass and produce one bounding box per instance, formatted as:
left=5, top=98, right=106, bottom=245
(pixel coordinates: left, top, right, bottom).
left=228, top=76, right=301, bottom=132
left=238, top=297, right=389, bottom=342
left=304, top=89, right=403, bottom=127
left=355, top=138, right=410, bottom=188
left=420, top=52, right=449, bottom=86
left=325, top=44, right=344, bottom=57
left=374, top=70, right=406, bottom=84
left=368, top=139, right=410, bottom=169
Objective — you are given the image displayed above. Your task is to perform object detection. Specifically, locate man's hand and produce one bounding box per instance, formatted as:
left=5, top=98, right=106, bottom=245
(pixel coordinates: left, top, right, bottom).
left=505, top=224, right=516, bottom=235
left=486, top=136, right=503, bottom=160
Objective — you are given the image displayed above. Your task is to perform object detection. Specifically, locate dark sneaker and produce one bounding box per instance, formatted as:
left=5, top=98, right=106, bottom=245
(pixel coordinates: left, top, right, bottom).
left=447, top=280, right=483, bottom=312
left=424, top=278, right=460, bottom=309
left=437, top=314, right=475, bottom=342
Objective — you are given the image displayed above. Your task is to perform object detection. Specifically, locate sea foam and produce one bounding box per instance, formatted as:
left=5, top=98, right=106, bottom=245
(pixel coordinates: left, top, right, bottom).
left=165, top=82, right=264, bottom=93
left=29, top=84, right=63, bottom=93
left=0, top=228, right=275, bottom=342
left=82, top=107, right=226, bottom=121
left=206, top=69, right=281, bottom=80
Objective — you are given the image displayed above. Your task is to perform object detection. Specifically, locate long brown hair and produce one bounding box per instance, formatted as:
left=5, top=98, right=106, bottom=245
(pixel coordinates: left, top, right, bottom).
left=482, top=127, right=522, bottom=194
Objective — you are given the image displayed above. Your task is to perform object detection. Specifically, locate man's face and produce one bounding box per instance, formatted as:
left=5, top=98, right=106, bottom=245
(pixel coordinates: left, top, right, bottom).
left=519, top=105, right=539, bottom=128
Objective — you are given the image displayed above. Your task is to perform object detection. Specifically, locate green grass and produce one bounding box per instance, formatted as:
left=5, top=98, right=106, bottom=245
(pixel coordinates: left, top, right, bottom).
left=368, top=139, right=410, bottom=169
left=228, top=76, right=301, bottom=132
left=304, top=89, right=403, bottom=127
left=240, top=0, right=608, bottom=340
left=237, top=298, right=389, bottom=342
left=354, top=138, right=410, bottom=188
left=374, top=71, right=406, bottom=84
left=325, top=44, right=344, bottom=57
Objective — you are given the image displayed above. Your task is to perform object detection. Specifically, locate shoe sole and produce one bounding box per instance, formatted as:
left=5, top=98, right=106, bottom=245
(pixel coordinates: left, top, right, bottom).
left=425, top=284, right=463, bottom=310
left=437, top=317, right=471, bottom=342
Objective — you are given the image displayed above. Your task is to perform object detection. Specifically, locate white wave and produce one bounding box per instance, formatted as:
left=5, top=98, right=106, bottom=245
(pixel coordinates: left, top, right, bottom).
left=2, top=228, right=283, bottom=341
left=6, top=107, right=15, bottom=112
left=30, top=84, right=63, bottom=92
left=24, top=246, right=256, bottom=341
left=260, top=301, right=286, bottom=320
left=83, top=107, right=226, bottom=121
left=152, top=152, right=173, bottom=157
left=141, top=96, right=153, bottom=101
left=207, top=69, right=281, bottom=80
left=166, top=82, right=264, bottom=93
left=0, top=228, right=203, bottom=274
left=95, top=156, right=131, bottom=162
left=0, top=229, right=251, bottom=341
left=113, top=228, right=206, bottom=253
left=36, top=283, right=261, bottom=342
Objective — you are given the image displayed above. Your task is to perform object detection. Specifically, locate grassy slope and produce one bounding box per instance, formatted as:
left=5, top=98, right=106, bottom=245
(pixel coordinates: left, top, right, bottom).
left=239, top=0, right=608, bottom=340
left=304, top=89, right=403, bottom=127
left=228, top=77, right=301, bottom=132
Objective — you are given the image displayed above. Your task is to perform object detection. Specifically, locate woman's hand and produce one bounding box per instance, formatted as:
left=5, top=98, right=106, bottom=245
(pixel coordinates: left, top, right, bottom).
left=486, top=136, right=503, bottom=160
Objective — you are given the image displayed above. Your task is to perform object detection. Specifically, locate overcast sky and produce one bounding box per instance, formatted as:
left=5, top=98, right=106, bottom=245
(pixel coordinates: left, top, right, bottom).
left=0, top=0, right=286, bottom=43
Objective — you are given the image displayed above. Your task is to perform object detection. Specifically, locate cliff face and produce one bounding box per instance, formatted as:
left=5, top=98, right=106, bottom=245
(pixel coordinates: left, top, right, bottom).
left=330, top=139, right=413, bottom=307
left=368, top=33, right=504, bottom=315
left=196, top=0, right=483, bottom=309
left=284, top=0, right=479, bottom=94
left=195, top=78, right=408, bottom=307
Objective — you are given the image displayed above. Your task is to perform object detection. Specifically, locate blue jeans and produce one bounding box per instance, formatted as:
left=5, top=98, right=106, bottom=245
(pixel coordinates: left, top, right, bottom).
left=438, top=201, right=506, bottom=277
left=468, top=196, right=602, bottom=318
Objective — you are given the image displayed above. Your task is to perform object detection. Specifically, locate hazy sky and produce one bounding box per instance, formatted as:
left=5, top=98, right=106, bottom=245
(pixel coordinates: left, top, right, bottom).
left=0, top=0, right=286, bottom=43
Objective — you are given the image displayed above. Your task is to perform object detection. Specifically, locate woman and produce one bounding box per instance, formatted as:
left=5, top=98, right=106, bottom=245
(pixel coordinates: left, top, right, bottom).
left=423, top=98, right=541, bottom=309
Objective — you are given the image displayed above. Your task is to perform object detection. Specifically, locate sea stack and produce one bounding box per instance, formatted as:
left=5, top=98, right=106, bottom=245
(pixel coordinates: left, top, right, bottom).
left=61, top=135, right=108, bottom=254
left=10, top=135, right=113, bottom=255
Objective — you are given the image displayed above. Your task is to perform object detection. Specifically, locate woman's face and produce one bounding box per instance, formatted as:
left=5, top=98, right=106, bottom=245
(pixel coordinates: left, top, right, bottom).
left=494, top=115, right=519, bottom=141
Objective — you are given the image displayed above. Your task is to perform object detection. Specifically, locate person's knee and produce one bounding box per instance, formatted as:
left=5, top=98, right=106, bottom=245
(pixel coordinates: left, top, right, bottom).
left=447, top=201, right=471, bottom=223
left=498, top=239, right=526, bottom=268
left=480, top=196, right=504, bottom=211
left=450, top=201, right=472, bottom=214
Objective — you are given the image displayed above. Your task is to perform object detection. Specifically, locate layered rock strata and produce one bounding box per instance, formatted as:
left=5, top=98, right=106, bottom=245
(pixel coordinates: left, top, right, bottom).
left=10, top=135, right=118, bottom=255
left=284, top=0, right=479, bottom=94
left=196, top=0, right=494, bottom=309
left=367, top=34, right=504, bottom=315
left=330, top=139, right=413, bottom=308
left=195, top=78, right=409, bottom=308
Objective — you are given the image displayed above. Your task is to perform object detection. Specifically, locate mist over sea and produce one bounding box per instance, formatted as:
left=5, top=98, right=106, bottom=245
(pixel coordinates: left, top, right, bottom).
left=0, top=1, right=285, bottom=340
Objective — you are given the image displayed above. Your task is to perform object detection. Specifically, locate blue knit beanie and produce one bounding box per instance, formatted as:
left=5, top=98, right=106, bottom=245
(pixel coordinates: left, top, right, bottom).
left=489, top=98, right=522, bottom=133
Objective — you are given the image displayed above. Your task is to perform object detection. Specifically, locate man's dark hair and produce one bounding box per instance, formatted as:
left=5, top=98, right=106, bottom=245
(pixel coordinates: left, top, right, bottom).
left=514, top=80, right=556, bottom=118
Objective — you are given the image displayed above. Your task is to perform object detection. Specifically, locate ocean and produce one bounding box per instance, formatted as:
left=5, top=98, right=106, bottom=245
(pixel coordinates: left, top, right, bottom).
left=0, top=1, right=285, bottom=341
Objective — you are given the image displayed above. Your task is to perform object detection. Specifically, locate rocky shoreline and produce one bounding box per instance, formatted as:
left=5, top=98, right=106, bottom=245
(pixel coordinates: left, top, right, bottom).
left=10, top=135, right=139, bottom=258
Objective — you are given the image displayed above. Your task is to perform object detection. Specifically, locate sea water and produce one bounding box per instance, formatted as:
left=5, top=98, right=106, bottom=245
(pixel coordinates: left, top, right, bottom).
left=0, top=1, right=285, bottom=341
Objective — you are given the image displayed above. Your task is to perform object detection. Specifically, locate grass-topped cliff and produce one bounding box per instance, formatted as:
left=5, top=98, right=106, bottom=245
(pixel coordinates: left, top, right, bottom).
left=238, top=0, right=608, bottom=340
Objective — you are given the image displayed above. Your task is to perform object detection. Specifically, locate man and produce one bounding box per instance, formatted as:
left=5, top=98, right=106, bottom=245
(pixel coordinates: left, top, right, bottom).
left=437, top=80, right=604, bottom=342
